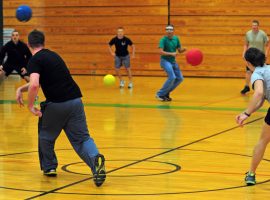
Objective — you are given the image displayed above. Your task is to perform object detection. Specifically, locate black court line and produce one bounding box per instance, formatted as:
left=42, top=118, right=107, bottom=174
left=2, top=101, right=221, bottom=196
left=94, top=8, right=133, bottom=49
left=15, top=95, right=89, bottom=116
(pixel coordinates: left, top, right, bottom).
left=25, top=117, right=263, bottom=200
left=3, top=148, right=270, bottom=195
left=48, top=179, right=270, bottom=196
left=61, top=160, right=181, bottom=177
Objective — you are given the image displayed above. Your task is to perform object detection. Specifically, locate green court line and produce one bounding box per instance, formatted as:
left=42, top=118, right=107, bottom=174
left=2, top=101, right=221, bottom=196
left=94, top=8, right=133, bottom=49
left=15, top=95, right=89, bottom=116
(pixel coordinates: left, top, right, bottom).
left=0, top=99, right=268, bottom=113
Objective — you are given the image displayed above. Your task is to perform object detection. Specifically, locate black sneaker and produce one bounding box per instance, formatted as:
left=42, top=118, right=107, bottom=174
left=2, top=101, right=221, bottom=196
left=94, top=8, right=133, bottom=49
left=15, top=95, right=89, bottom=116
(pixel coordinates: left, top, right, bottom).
left=93, top=154, right=106, bottom=187
left=245, top=171, right=256, bottom=186
left=43, top=169, right=57, bottom=177
left=156, top=95, right=168, bottom=101
left=241, top=86, right=250, bottom=94
left=165, top=95, right=172, bottom=101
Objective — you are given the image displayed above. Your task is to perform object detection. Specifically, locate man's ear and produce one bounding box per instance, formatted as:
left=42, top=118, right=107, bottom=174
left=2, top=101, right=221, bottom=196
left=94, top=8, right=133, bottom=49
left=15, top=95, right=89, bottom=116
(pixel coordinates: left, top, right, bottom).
left=246, top=61, right=255, bottom=72
left=27, top=43, right=33, bottom=53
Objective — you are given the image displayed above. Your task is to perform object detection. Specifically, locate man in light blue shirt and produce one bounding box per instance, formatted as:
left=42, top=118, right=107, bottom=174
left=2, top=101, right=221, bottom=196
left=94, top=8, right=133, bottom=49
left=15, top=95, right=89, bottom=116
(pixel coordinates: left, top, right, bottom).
left=236, top=47, right=270, bottom=186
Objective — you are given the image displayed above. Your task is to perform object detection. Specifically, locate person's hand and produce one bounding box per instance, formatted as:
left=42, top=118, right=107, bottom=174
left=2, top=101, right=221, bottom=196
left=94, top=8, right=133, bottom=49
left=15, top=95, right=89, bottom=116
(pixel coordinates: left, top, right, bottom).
left=21, top=67, right=27, bottom=75
left=111, top=53, right=116, bottom=57
left=171, top=52, right=178, bottom=57
left=179, top=48, right=187, bottom=53
left=16, top=87, right=24, bottom=107
left=131, top=54, right=135, bottom=59
left=235, top=113, right=249, bottom=127
left=28, top=106, right=42, bottom=117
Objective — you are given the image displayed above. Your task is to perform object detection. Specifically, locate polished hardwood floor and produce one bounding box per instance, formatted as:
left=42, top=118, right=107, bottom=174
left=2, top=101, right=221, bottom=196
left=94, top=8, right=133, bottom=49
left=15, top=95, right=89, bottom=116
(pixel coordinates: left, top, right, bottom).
left=1, top=75, right=270, bottom=200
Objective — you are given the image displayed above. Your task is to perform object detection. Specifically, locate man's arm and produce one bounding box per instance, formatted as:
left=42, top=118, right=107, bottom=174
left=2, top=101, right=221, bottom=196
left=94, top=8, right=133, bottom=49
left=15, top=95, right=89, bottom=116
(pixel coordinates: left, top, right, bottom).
left=236, top=80, right=265, bottom=125
left=159, top=48, right=177, bottom=57
left=131, top=44, right=135, bottom=58
left=108, top=45, right=115, bottom=57
left=245, top=80, right=265, bottom=114
left=265, top=41, right=270, bottom=59
left=177, top=47, right=186, bottom=54
left=28, top=73, right=42, bottom=117
left=243, top=43, right=249, bottom=59
left=16, top=83, right=30, bottom=106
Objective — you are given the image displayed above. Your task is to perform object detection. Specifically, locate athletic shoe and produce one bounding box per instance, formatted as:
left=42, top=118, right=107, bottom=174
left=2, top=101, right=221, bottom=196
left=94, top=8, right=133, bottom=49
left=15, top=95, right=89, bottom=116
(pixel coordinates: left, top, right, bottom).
left=156, top=95, right=168, bottom=101
left=241, top=86, right=250, bottom=94
left=120, top=80, right=125, bottom=88
left=128, top=82, right=133, bottom=89
left=93, top=154, right=106, bottom=187
left=245, top=171, right=256, bottom=186
left=43, top=169, right=57, bottom=177
left=165, top=95, right=172, bottom=101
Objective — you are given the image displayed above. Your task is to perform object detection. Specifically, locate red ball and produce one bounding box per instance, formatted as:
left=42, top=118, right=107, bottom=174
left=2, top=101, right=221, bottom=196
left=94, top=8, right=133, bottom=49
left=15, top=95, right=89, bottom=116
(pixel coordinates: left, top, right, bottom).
left=186, top=48, right=203, bottom=66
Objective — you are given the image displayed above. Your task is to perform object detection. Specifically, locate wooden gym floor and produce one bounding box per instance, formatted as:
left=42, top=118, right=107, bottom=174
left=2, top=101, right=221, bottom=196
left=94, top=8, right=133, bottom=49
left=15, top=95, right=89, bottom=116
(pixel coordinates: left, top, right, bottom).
left=1, top=75, right=270, bottom=200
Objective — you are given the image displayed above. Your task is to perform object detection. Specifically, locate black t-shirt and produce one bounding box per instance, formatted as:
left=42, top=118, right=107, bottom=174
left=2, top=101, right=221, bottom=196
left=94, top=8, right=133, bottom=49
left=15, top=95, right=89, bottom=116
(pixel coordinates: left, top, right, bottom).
left=109, top=36, right=133, bottom=57
left=27, top=49, right=82, bottom=103
left=0, top=40, right=32, bottom=66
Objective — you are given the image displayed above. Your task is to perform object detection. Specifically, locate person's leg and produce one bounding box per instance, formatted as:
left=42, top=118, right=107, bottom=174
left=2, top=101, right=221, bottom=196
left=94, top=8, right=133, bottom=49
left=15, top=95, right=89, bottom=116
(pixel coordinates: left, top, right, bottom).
left=16, top=66, right=30, bottom=82
left=63, top=98, right=106, bottom=186
left=245, top=108, right=270, bottom=185
left=241, top=67, right=251, bottom=94
left=249, top=123, right=270, bottom=173
left=156, top=59, right=176, bottom=99
left=123, top=55, right=133, bottom=88
left=38, top=101, right=65, bottom=174
left=0, top=69, right=6, bottom=84
left=115, top=56, right=124, bottom=88
left=0, top=64, right=13, bottom=83
left=166, top=62, right=184, bottom=98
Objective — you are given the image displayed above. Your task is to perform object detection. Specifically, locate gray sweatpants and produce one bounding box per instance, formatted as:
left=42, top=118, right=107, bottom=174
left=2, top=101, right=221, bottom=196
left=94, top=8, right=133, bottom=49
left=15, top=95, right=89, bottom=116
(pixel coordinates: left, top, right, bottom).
left=38, top=98, right=99, bottom=173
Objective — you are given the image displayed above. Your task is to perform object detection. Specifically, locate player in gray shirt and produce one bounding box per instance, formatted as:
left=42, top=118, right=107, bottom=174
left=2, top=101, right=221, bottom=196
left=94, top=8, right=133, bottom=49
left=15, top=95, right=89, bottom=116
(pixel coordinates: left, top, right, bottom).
left=241, top=20, right=270, bottom=94
left=236, top=47, right=270, bottom=186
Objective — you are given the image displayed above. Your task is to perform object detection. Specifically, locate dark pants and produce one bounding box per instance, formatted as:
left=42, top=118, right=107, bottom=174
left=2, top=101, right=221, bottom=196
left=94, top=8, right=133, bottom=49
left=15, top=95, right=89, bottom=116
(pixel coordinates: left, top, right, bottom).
left=38, top=98, right=99, bottom=173
left=2, top=63, right=28, bottom=78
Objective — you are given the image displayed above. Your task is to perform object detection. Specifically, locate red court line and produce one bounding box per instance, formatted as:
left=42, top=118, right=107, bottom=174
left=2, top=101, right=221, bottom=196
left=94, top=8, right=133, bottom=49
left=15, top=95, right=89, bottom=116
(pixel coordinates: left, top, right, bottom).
left=182, top=169, right=270, bottom=177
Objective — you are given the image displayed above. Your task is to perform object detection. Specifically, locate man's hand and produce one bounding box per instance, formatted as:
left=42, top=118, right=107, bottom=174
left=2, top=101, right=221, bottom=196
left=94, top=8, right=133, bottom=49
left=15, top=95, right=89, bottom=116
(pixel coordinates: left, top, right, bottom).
left=16, top=87, right=24, bottom=107
left=28, top=105, right=42, bottom=117
left=171, top=52, right=178, bottom=57
left=111, top=53, right=116, bottom=57
left=235, top=113, right=249, bottom=127
left=179, top=48, right=187, bottom=53
left=21, top=67, right=27, bottom=75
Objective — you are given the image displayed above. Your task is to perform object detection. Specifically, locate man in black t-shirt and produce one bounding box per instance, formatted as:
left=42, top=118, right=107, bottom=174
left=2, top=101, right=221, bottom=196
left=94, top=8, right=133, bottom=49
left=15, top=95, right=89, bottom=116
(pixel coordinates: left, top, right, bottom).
left=109, top=27, right=135, bottom=88
left=0, top=30, right=32, bottom=83
left=16, top=30, right=106, bottom=187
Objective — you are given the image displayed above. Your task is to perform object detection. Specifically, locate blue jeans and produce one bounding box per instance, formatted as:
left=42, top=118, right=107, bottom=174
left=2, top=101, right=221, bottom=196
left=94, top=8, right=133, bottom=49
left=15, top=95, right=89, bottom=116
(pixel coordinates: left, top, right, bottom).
left=38, top=98, right=99, bottom=173
left=157, top=59, right=184, bottom=97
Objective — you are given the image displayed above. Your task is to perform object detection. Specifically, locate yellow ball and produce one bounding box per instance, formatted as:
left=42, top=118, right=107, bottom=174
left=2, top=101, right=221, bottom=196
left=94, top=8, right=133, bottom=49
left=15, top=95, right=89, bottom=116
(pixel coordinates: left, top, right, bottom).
left=103, top=74, right=116, bottom=86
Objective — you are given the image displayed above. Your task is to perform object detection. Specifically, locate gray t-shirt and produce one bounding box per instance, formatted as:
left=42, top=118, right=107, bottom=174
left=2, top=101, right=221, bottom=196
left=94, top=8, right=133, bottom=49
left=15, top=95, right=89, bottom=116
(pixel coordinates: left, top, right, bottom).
left=251, top=64, right=270, bottom=101
left=245, top=30, right=269, bottom=52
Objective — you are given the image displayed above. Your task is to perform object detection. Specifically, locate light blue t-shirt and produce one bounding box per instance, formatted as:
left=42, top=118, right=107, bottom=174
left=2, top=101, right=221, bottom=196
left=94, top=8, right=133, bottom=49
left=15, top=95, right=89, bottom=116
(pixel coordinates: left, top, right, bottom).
left=251, top=64, right=270, bottom=101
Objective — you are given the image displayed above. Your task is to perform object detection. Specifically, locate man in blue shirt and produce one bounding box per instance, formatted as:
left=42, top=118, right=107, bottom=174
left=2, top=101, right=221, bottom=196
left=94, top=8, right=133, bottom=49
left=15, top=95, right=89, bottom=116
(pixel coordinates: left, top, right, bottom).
left=236, top=47, right=270, bottom=186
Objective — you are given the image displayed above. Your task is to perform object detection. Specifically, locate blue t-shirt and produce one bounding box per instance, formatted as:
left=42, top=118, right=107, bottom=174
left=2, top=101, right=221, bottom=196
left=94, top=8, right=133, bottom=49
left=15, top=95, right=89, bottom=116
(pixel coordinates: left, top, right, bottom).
left=251, top=64, right=270, bottom=101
